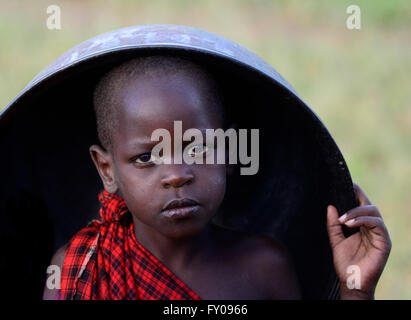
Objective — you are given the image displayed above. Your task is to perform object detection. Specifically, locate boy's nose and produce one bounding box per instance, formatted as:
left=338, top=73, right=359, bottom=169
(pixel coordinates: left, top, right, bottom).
left=160, top=165, right=194, bottom=189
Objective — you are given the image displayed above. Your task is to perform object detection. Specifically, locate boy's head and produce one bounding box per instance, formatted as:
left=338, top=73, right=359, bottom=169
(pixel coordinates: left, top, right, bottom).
left=89, top=55, right=229, bottom=239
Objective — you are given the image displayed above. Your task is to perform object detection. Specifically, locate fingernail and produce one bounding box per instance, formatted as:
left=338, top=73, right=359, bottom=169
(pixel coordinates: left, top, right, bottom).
left=338, top=214, right=347, bottom=222
left=345, top=219, right=355, bottom=226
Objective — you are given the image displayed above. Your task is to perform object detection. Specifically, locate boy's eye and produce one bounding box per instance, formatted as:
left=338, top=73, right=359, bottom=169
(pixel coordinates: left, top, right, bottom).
left=187, top=144, right=209, bottom=157
left=135, top=152, right=156, bottom=164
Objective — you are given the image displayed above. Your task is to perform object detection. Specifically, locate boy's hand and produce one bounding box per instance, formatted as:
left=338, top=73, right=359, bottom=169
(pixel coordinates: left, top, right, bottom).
left=326, top=183, right=391, bottom=299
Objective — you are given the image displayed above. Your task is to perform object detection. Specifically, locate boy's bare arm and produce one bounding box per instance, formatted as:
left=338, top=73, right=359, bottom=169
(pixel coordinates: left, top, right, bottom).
left=42, top=244, right=67, bottom=300
left=263, top=238, right=302, bottom=299
left=243, top=236, right=301, bottom=299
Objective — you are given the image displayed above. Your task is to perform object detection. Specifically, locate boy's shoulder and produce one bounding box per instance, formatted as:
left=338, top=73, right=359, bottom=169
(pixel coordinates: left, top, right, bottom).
left=212, top=225, right=301, bottom=299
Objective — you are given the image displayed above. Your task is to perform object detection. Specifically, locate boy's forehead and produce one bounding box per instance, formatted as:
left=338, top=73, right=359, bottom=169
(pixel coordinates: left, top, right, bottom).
left=114, top=72, right=223, bottom=127
left=108, top=75, right=224, bottom=150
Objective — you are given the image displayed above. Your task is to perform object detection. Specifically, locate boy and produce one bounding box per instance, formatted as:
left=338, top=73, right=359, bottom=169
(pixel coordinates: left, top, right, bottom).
left=43, top=55, right=391, bottom=300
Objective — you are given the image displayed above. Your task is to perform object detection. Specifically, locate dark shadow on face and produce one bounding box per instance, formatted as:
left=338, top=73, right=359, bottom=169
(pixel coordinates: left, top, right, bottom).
left=110, top=72, right=227, bottom=240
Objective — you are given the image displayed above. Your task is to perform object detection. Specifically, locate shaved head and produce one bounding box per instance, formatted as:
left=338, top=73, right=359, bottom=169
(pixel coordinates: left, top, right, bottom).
left=93, top=55, right=225, bottom=152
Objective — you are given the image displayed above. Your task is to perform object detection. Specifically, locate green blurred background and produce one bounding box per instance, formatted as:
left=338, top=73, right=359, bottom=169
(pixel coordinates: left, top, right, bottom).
left=1, top=0, right=410, bottom=299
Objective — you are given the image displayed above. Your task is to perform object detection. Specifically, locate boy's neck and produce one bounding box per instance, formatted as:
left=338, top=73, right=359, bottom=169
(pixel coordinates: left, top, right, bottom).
left=131, top=218, right=217, bottom=271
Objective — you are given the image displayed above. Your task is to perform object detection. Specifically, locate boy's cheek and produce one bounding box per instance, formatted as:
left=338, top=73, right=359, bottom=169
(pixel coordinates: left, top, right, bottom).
left=196, top=165, right=226, bottom=187
left=199, top=167, right=227, bottom=207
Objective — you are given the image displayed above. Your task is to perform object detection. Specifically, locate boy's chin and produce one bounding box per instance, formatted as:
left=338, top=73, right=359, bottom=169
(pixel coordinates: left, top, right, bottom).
left=163, top=221, right=211, bottom=240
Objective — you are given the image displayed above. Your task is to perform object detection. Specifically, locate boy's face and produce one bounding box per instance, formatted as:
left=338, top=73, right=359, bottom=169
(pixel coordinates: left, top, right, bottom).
left=90, top=72, right=227, bottom=239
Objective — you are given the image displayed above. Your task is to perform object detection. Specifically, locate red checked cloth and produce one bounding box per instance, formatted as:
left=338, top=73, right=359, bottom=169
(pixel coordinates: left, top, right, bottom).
left=60, top=190, right=201, bottom=300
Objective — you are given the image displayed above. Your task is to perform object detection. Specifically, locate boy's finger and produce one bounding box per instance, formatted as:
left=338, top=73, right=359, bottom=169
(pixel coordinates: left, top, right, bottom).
left=343, top=216, right=389, bottom=238
left=353, top=183, right=372, bottom=206
left=326, top=205, right=345, bottom=249
left=338, top=205, right=381, bottom=223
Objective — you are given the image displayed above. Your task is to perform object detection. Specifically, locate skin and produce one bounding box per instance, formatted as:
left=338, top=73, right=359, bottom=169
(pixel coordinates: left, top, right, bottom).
left=43, top=70, right=391, bottom=300
left=327, top=184, right=392, bottom=299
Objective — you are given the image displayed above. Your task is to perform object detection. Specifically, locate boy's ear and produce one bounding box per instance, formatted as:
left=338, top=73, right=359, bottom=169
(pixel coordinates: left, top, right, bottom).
left=89, top=144, right=118, bottom=194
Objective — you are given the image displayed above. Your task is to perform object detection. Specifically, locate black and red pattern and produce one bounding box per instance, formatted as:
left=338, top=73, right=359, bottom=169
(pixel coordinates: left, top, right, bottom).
left=60, top=190, right=201, bottom=300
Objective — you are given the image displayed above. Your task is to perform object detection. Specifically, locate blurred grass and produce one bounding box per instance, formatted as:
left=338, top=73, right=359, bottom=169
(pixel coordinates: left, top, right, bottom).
left=1, top=0, right=410, bottom=299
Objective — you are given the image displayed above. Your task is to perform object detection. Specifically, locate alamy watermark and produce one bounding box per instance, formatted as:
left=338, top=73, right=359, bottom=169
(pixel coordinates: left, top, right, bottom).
left=46, top=5, right=61, bottom=30
left=346, top=264, right=361, bottom=290
left=46, top=265, right=61, bottom=290
left=145, top=121, right=259, bottom=175
left=346, top=5, right=361, bottom=30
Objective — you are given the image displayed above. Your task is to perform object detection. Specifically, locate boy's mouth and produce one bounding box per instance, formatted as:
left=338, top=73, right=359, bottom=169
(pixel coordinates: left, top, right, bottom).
left=161, top=198, right=200, bottom=219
